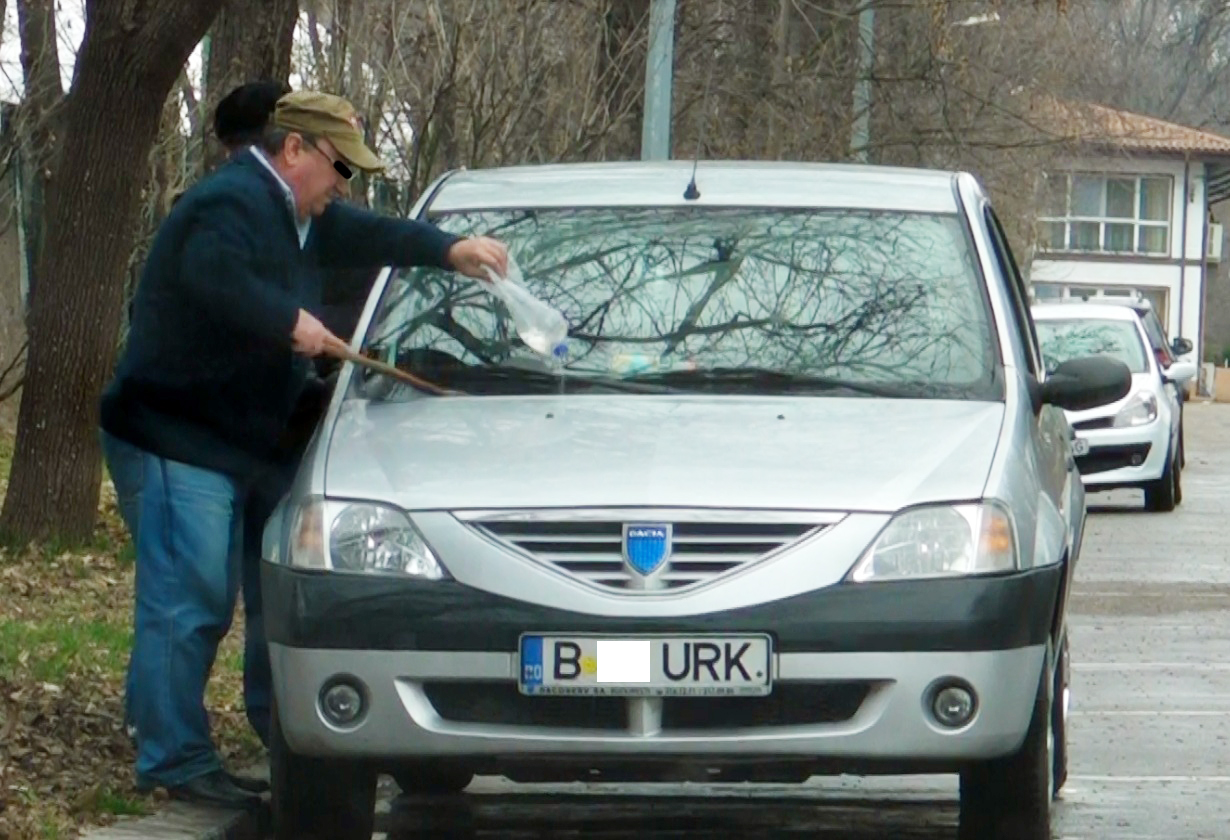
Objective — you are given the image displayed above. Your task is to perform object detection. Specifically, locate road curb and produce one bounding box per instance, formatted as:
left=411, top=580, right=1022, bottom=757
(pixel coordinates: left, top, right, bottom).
left=78, top=764, right=271, bottom=840
left=77, top=802, right=265, bottom=840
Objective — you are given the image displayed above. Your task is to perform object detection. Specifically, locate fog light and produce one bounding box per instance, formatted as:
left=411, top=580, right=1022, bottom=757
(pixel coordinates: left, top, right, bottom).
left=931, top=683, right=976, bottom=728
left=1130, top=453, right=1144, bottom=466
left=320, top=680, right=365, bottom=726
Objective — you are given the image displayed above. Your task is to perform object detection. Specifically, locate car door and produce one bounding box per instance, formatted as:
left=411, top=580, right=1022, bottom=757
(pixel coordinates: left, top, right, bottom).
left=983, top=206, right=1082, bottom=611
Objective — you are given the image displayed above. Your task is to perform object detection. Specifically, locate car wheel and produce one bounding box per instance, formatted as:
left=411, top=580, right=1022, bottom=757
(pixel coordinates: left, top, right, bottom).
left=270, top=698, right=377, bottom=840
left=392, top=762, right=475, bottom=795
left=958, top=653, right=1053, bottom=840
left=1144, top=451, right=1178, bottom=512
left=1052, top=631, right=1069, bottom=796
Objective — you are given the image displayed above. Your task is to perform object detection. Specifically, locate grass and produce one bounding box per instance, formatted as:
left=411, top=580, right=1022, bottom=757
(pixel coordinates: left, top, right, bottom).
left=0, top=619, right=133, bottom=684
left=0, top=400, right=259, bottom=838
left=97, top=789, right=149, bottom=817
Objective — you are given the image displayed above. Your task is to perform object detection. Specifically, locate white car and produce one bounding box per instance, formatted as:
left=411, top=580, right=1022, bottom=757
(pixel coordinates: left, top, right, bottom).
left=1032, top=302, right=1196, bottom=511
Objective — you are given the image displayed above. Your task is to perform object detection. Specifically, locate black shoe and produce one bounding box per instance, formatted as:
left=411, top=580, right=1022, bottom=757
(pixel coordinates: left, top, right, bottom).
left=225, top=770, right=270, bottom=794
left=167, top=770, right=264, bottom=808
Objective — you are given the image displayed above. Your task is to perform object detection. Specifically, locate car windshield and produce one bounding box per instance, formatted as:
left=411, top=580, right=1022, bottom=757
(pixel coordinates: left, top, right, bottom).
left=1035, top=318, right=1149, bottom=375
left=355, top=207, right=1000, bottom=400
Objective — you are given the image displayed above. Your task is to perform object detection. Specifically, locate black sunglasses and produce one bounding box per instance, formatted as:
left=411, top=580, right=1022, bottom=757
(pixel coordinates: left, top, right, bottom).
left=304, top=138, right=354, bottom=180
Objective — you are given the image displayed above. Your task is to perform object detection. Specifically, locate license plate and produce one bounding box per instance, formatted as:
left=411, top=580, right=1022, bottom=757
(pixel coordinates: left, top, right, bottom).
left=518, top=634, right=772, bottom=697
left=1072, top=437, right=1090, bottom=457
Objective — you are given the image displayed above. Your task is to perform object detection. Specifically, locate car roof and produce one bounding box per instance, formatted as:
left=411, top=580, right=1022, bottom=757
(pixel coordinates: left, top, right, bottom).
left=1031, top=302, right=1144, bottom=323
left=423, top=161, right=965, bottom=215
left=1037, top=295, right=1154, bottom=314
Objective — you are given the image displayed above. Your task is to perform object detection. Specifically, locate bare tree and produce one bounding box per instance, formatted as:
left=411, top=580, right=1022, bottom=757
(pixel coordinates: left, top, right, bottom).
left=202, top=0, right=299, bottom=171
left=14, top=0, right=63, bottom=305
left=0, top=0, right=224, bottom=543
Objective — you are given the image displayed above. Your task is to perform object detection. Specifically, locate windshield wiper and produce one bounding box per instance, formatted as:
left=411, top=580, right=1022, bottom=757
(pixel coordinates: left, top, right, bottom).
left=413, top=364, right=679, bottom=395
left=627, top=367, right=913, bottom=397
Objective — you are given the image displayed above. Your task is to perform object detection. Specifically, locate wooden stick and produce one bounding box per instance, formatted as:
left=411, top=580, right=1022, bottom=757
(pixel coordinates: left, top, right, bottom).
left=321, top=336, right=460, bottom=396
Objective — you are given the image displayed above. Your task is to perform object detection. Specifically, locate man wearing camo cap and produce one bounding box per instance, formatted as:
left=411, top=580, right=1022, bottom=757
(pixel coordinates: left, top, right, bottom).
left=98, top=90, right=508, bottom=807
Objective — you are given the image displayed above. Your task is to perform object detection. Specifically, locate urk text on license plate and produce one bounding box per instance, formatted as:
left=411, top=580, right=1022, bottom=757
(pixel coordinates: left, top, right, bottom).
left=518, top=634, right=772, bottom=697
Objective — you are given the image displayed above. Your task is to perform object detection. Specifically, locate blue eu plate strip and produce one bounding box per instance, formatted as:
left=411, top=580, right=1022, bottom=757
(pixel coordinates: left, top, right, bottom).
left=521, top=636, right=544, bottom=688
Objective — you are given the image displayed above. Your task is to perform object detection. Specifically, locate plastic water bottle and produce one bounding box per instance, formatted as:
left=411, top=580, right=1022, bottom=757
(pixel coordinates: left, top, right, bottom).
left=480, top=255, right=569, bottom=360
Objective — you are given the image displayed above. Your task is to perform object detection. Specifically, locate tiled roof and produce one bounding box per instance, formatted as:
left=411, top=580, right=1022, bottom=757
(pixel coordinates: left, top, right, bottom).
left=1032, top=96, right=1230, bottom=156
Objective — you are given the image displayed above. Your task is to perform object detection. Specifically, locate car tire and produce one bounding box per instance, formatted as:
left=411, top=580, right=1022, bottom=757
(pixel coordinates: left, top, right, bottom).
left=1052, top=631, right=1070, bottom=796
left=958, top=653, right=1053, bottom=840
left=392, top=763, right=475, bottom=795
left=270, top=698, right=377, bottom=840
left=1144, top=451, right=1178, bottom=513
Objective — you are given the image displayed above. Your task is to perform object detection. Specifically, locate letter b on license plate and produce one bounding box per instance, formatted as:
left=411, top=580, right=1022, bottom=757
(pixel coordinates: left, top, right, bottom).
left=519, top=634, right=772, bottom=696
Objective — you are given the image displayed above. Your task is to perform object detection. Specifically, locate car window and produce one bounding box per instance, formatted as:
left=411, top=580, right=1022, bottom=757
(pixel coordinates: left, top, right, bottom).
left=360, top=207, right=1002, bottom=400
left=1035, top=318, right=1149, bottom=375
left=983, top=207, right=1040, bottom=376
left=1139, top=311, right=1173, bottom=364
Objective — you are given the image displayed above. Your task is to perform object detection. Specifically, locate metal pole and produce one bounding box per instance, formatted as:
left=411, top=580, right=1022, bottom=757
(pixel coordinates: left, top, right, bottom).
left=851, top=3, right=875, bottom=162
left=641, top=0, right=677, bottom=161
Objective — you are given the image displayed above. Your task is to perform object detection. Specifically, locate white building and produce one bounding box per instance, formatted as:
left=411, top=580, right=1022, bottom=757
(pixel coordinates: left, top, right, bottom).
left=1026, top=101, right=1230, bottom=378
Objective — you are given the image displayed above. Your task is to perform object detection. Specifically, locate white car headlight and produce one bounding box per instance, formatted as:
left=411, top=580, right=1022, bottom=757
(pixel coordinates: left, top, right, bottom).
left=1112, top=391, right=1158, bottom=427
left=287, top=498, right=447, bottom=578
left=847, top=503, right=1017, bottom=583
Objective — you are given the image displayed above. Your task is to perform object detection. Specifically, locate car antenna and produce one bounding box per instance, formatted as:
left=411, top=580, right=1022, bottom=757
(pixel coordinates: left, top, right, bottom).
left=684, top=55, right=716, bottom=201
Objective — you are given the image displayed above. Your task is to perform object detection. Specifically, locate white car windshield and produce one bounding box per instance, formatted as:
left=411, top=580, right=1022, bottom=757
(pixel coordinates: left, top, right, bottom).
left=1036, top=318, right=1149, bottom=375
left=357, top=207, right=1001, bottom=399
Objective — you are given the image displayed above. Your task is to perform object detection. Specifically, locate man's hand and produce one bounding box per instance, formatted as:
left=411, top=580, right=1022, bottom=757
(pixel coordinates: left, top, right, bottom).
left=291, top=309, right=338, bottom=357
left=447, top=236, right=509, bottom=280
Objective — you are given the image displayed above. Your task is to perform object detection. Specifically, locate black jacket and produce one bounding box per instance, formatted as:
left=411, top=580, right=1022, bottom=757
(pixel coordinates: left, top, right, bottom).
left=100, top=150, right=460, bottom=481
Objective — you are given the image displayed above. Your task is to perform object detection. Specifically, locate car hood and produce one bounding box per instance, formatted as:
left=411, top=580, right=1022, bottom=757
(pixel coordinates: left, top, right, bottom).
left=323, top=396, right=1005, bottom=513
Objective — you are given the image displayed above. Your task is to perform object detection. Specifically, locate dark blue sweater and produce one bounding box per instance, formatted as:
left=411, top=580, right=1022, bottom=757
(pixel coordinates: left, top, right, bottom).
left=100, top=151, right=460, bottom=481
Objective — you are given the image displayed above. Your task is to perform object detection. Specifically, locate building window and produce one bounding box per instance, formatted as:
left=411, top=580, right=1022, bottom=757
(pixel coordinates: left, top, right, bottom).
left=1037, top=173, right=1171, bottom=256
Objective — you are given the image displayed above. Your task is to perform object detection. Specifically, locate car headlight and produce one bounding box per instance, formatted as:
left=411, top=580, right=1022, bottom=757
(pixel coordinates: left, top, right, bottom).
left=847, top=503, right=1016, bottom=583
left=1112, top=391, right=1158, bottom=427
left=287, top=497, right=447, bottom=578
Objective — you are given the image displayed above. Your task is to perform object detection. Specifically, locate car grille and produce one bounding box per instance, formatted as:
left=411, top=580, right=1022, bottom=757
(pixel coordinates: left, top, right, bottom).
left=421, top=680, right=872, bottom=730
left=468, top=516, right=829, bottom=593
left=1072, top=417, right=1114, bottom=431
left=1076, top=442, right=1152, bottom=475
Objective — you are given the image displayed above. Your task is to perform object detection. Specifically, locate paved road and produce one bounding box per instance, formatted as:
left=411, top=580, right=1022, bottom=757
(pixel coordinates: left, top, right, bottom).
left=371, top=402, right=1230, bottom=839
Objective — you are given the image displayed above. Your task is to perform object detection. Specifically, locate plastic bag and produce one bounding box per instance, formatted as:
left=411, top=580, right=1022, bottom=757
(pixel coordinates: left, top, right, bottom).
left=480, top=254, right=569, bottom=359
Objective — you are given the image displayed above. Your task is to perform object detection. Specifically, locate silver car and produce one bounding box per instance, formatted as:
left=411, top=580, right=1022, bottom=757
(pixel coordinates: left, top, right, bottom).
left=260, top=161, right=1131, bottom=839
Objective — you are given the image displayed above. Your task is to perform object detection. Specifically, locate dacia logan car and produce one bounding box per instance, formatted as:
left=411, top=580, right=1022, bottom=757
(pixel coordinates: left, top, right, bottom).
left=260, top=161, right=1132, bottom=839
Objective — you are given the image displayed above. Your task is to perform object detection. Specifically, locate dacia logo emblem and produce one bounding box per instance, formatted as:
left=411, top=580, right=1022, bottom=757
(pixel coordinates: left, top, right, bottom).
left=623, top=523, right=672, bottom=577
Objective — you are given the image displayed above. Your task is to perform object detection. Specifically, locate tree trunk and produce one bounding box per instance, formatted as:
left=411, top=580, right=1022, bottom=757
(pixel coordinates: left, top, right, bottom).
left=0, top=0, right=225, bottom=543
left=15, top=0, right=64, bottom=307
left=202, top=0, right=298, bottom=171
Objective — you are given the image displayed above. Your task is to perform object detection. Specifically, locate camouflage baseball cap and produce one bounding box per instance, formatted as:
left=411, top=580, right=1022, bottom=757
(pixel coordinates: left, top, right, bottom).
left=272, top=91, right=385, bottom=172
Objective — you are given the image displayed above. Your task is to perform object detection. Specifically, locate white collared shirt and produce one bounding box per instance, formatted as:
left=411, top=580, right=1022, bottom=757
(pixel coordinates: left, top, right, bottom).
left=249, top=146, right=311, bottom=249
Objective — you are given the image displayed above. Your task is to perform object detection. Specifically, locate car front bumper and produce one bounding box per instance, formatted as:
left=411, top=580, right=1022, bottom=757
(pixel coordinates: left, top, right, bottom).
left=1073, top=419, right=1171, bottom=486
left=263, top=563, right=1060, bottom=771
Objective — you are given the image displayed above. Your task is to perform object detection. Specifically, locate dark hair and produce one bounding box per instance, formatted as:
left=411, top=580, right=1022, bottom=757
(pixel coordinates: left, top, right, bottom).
left=213, top=80, right=291, bottom=150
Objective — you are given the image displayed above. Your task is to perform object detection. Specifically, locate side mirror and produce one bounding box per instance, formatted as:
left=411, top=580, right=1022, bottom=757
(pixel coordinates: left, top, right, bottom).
left=1164, top=360, right=1198, bottom=385
left=1038, top=355, right=1132, bottom=412
left=1171, top=337, right=1194, bottom=356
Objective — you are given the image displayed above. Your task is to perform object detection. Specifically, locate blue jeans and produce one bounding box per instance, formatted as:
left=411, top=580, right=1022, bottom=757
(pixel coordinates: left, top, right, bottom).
left=100, top=432, right=145, bottom=736
left=103, top=431, right=273, bottom=753
left=103, top=434, right=248, bottom=786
